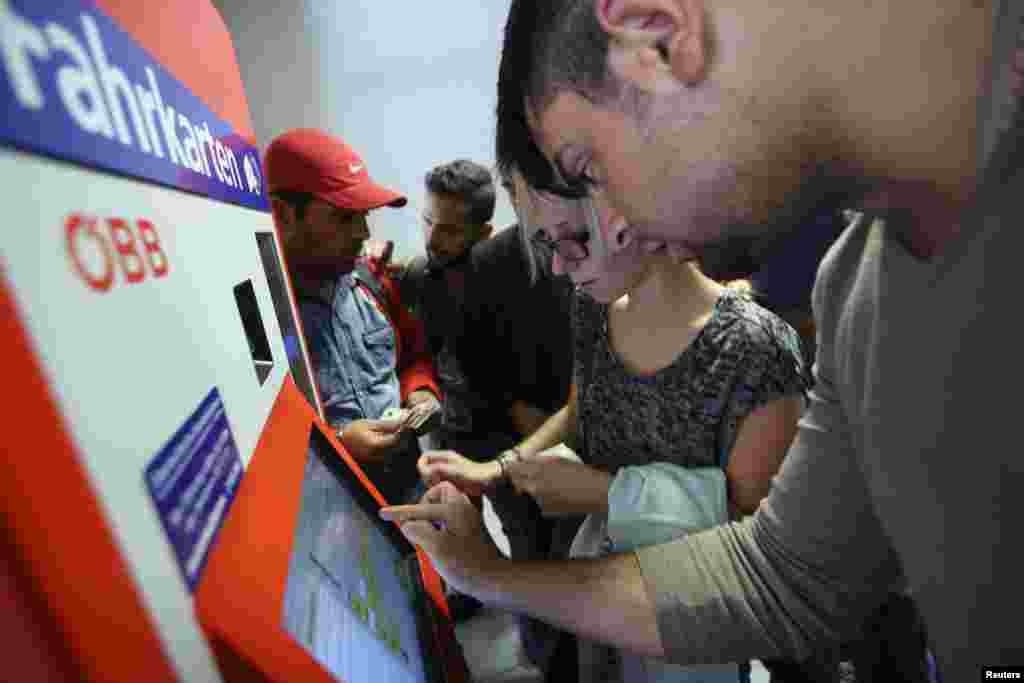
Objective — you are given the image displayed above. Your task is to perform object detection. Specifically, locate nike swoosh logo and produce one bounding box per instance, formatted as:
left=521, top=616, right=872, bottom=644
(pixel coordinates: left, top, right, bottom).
left=349, top=163, right=364, bottom=174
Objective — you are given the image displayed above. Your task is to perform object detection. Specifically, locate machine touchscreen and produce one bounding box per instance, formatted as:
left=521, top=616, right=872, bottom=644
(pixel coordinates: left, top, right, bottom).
left=281, top=428, right=444, bottom=683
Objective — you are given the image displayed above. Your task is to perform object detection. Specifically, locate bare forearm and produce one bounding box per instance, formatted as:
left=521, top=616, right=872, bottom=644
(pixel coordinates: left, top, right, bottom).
left=508, top=400, right=551, bottom=438
left=517, top=397, right=576, bottom=456
left=474, top=553, right=664, bottom=658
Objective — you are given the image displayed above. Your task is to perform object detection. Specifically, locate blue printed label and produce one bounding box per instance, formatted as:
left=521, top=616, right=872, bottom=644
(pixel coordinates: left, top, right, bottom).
left=144, top=388, right=244, bottom=592
left=0, top=0, right=269, bottom=212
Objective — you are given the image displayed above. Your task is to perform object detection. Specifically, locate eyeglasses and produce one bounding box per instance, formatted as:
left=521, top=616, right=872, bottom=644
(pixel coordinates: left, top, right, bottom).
left=529, top=229, right=591, bottom=263
left=519, top=191, right=605, bottom=268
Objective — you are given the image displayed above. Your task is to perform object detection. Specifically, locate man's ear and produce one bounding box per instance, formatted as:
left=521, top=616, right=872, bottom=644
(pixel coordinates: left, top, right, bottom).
left=595, top=0, right=708, bottom=90
left=270, top=197, right=296, bottom=231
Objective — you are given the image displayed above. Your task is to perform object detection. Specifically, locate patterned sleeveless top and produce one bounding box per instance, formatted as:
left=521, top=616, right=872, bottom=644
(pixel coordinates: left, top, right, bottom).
left=572, top=287, right=811, bottom=472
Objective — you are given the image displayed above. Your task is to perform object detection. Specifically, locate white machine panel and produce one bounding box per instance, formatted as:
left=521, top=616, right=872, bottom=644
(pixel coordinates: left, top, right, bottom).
left=0, top=147, right=292, bottom=680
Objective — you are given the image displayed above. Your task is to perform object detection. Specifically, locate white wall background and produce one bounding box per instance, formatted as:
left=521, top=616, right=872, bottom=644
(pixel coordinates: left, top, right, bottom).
left=212, top=0, right=516, bottom=260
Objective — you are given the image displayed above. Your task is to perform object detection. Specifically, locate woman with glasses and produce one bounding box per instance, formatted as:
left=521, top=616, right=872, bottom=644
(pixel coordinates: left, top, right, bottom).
left=418, top=169, right=810, bottom=682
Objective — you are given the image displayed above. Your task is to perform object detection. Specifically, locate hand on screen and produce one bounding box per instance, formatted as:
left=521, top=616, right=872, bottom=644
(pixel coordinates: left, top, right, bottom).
left=418, top=450, right=500, bottom=497
left=339, top=418, right=405, bottom=464
left=380, top=482, right=504, bottom=599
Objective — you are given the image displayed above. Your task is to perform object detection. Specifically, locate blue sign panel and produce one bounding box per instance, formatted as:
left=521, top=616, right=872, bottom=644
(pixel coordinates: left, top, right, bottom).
left=144, top=388, right=244, bottom=592
left=0, top=0, right=269, bottom=212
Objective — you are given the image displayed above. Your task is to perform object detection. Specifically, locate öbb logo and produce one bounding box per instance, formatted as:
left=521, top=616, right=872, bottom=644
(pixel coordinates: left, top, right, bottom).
left=66, top=214, right=169, bottom=292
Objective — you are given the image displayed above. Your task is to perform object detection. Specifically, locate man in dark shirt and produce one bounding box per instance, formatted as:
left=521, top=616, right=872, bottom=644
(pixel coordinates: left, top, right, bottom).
left=398, top=160, right=574, bottom=552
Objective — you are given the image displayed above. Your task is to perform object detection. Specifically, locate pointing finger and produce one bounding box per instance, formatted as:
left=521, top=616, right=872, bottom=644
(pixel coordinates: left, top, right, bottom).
left=397, top=519, right=443, bottom=549
left=379, top=502, right=456, bottom=527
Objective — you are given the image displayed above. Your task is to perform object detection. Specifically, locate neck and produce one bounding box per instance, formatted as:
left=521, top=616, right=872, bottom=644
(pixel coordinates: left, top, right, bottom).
left=856, top=177, right=970, bottom=260
left=816, top=1, right=992, bottom=204
left=757, top=161, right=972, bottom=267
left=760, top=0, right=993, bottom=263
left=624, top=258, right=722, bottom=323
left=288, top=258, right=356, bottom=292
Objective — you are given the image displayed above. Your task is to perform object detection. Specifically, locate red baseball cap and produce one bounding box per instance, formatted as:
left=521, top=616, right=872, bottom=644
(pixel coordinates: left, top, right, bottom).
left=263, top=128, right=407, bottom=210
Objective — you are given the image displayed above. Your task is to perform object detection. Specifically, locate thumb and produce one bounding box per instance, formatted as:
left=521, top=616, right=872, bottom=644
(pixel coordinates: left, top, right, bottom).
left=426, top=464, right=466, bottom=488
left=375, top=431, right=402, bottom=449
left=418, top=462, right=446, bottom=486
left=423, top=480, right=468, bottom=505
left=371, top=418, right=405, bottom=434
left=419, top=451, right=450, bottom=466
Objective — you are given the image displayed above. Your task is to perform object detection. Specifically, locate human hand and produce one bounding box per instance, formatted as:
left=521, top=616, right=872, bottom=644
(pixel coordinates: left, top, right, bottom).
left=339, top=418, right=405, bottom=464
left=418, top=450, right=501, bottom=497
left=380, top=482, right=505, bottom=598
left=507, top=453, right=613, bottom=517
left=404, top=390, right=441, bottom=432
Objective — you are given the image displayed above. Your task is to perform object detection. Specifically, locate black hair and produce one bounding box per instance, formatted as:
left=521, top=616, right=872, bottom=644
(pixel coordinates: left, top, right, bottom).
left=424, top=159, right=496, bottom=225
left=495, top=0, right=616, bottom=197
left=270, top=190, right=315, bottom=220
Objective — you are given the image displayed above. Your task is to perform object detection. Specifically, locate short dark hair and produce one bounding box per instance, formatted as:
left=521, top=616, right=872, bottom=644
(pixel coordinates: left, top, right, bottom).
left=424, top=159, right=496, bottom=225
left=496, top=0, right=616, bottom=196
left=270, top=190, right=316, bottom=220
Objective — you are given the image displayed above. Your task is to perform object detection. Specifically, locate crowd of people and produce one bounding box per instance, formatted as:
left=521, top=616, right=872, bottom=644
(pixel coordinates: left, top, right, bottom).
left=263, top=2, right=1024, bottom=681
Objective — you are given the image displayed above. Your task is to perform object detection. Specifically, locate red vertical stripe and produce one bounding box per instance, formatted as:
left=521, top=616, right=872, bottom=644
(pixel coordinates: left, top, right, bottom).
left=0, top=275, right=179, bottom=681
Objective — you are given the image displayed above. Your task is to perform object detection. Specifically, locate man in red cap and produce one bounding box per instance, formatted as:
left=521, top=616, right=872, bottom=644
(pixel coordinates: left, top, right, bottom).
left=264, top=128, right=441, bottom=504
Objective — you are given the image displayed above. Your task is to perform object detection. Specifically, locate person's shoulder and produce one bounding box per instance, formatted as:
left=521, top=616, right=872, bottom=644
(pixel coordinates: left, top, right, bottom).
left=810, top=210, right=881, bottom=320
left=381, top=254, right=427, bottom=294
left=469, top=225, right=536, bottom=293
left=471, top=224, right=523, bottom=267
left=718, top=290, right=800, bottom=353
left=572, top=288, right=605, bottom=327
left=716, top=291, right=810, bottom=389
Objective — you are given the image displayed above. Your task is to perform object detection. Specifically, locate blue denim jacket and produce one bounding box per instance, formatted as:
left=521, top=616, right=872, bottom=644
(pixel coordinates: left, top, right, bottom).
left=296, top=271, right=402, bottom=428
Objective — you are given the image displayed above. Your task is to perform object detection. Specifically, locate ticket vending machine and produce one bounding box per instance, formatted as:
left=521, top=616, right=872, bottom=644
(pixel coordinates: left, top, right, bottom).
left=0, top=1, right=466, bottom=681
